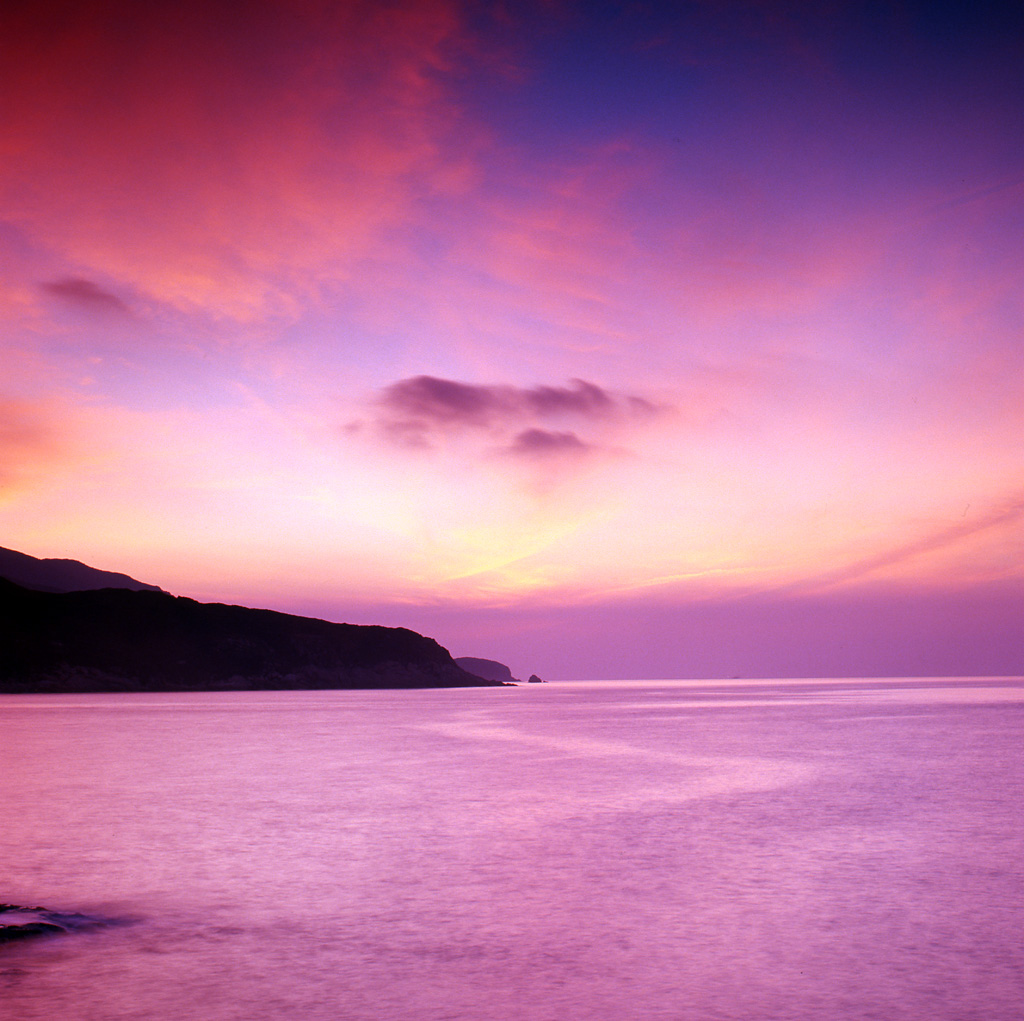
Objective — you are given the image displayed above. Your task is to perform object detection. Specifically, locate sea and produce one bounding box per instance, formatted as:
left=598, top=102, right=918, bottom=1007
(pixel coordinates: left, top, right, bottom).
left=2, top=677, right=1022, bottom=1021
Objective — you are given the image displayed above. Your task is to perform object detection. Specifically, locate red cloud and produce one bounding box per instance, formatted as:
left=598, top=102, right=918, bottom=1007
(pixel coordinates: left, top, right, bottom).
left=0, top=0, right=481, bottom=319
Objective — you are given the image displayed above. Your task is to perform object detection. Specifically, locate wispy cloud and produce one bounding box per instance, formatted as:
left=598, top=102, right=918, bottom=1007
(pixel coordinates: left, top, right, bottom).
left=788, top=495, right=1024, bottom=594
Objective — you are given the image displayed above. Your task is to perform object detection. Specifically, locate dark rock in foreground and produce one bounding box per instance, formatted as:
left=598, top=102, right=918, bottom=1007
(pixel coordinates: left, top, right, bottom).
left=0, top=904, right=121, bottom=945
left=0, top=577, right=507, bottom=693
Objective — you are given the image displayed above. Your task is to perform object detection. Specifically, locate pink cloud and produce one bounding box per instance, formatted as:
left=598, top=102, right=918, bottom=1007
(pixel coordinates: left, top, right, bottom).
left=0, top=397, right=72, bottom=492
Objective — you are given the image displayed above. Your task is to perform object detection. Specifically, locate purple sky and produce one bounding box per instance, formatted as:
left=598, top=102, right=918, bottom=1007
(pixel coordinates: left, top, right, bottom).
left=2, top=1, right=1023, bottom=678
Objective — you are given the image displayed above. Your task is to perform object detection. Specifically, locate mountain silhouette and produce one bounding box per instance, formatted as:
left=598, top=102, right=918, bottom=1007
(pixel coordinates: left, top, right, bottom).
left=0, top=551, right=503, bottom=692
left=0, top=546, right=162, bottom=594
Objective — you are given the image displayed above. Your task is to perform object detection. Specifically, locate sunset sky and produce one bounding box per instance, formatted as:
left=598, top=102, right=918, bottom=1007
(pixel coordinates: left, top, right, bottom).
left=2, top=0, right=1022, bottom=679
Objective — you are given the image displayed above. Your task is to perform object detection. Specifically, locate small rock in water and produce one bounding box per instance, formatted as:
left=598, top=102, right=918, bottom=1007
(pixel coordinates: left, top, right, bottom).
left=528, top=674, right=545, bottom=683
left=0, top=904, right=123, bottom=945
left=0, top=920, right=68, bottom=942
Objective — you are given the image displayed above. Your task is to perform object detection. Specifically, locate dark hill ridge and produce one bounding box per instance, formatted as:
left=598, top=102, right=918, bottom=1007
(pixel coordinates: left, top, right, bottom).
left=0, top=545, right=162, bottom=594
left=0, top=577, right=504, bottom=693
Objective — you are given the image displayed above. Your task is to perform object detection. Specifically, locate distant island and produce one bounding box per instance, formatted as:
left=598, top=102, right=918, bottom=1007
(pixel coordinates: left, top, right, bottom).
left=0, top=547, right=508, bottom=693
left=455, top=657, right=520, bottom=684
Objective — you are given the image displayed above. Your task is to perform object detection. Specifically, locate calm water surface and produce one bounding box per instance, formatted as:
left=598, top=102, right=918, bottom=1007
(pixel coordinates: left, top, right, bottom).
left=2, top=678, right=1023, bottom=1020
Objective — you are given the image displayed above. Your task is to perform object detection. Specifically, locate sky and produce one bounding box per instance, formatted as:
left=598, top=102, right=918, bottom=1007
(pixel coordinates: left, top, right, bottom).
left=2, top=0, right=1023, bottom=679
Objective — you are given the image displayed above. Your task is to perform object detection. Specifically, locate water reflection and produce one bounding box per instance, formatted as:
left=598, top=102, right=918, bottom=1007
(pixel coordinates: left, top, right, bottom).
left=1, top=679, right=1022, bottom=1021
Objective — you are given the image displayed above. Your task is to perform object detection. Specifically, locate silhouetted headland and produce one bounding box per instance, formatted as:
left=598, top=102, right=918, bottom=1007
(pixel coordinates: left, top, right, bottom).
left=0, top=575, right=507, bottom=693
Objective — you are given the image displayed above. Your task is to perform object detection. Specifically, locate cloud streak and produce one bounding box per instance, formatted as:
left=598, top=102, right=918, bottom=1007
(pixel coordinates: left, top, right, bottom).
left=787, top=495, right=1024, bottom=595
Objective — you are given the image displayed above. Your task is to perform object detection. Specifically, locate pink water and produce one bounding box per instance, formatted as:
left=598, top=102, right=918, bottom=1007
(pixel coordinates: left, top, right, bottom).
left=2, top=678, right=1023, bottom=1020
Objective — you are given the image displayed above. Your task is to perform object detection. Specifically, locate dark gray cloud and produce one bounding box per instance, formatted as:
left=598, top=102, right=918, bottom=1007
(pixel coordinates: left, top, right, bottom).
left=41, top=277, right=129, bottom=312
left=504, top=428, right=593, bottom=459
left=379, top=376, right=506, bottom=428
left=375, top=375, right=660, bottom=450
left=366, top=375, right=668, bottom=466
